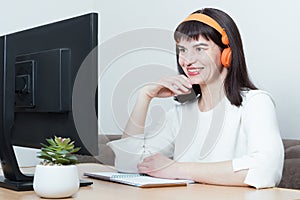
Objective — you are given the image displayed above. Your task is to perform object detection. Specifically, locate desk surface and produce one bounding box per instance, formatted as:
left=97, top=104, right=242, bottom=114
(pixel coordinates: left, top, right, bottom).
left=0, top=163, right=299, bottom=200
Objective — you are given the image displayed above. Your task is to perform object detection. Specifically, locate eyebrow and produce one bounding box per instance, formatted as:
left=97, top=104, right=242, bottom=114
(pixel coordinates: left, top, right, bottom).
left=193, top=43, right=209, bottom=48
left=176, top=45, right=186, bottom=49
left=176, top=43, right=209, bottom=49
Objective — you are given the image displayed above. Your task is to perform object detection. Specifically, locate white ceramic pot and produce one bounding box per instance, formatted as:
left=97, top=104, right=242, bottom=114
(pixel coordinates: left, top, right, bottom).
left=33, top=165, right=79, bottom=198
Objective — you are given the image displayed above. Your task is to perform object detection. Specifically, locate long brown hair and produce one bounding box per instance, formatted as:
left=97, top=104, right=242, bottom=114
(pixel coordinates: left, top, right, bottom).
left=174, top=8, right=257, bottom=106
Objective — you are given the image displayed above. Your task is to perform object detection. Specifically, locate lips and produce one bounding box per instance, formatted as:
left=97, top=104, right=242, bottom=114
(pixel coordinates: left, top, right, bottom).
left=186, top=67, right=203, bottom=76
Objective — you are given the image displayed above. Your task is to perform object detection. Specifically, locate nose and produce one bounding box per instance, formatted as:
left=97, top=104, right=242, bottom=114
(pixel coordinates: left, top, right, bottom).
left=180, top=52, right=197, bottom=67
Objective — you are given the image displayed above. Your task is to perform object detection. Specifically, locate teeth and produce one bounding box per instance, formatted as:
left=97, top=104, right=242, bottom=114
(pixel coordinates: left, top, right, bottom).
left=188, top=69, right=199, bottom=72
left=187, top=67, right=203, bottom=72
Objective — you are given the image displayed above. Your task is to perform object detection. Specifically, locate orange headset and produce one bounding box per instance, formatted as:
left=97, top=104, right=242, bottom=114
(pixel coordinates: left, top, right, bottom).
left=182, top=13, right=232, bottom=68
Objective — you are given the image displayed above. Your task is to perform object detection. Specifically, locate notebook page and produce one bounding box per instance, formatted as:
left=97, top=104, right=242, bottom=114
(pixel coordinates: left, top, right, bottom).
left=84, top=172, right=194, bottom=187
left=111, top=175, right=194, bottom=187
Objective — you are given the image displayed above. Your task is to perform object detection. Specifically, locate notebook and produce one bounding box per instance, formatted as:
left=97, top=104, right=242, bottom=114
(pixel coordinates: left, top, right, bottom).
left=83, top=172, right=194, bottom=188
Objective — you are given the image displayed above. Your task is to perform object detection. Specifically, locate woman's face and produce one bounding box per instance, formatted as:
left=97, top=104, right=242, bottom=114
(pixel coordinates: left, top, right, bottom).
left=177, top=36, right=225, bottom=85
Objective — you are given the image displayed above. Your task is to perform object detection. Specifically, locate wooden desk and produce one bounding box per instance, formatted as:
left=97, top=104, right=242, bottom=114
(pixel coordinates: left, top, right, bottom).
left=0, top=163, right=300, bottom=200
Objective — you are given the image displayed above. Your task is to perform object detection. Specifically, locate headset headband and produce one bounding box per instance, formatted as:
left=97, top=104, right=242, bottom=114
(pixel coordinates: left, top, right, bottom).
left=182, top=13, right=229, bottom=45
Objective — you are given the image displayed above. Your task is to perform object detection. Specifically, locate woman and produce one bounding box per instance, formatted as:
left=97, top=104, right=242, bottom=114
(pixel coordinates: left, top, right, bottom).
left=109, top=8, right=284, bottom=189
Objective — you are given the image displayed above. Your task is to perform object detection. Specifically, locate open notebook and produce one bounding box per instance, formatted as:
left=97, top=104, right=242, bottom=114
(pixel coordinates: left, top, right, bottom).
left=84, top=172, right=194, bottom=188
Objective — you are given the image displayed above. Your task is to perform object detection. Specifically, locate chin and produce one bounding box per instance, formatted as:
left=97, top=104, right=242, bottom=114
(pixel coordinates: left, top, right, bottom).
left=189, top=77, right=206, bottom=85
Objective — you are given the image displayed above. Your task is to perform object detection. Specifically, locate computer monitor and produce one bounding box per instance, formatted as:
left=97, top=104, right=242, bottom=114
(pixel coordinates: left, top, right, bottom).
left=0, top=13, right=98, bottom=191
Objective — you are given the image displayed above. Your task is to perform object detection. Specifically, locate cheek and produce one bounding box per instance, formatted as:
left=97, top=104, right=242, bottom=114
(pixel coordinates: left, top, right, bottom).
left=214, top=50, right=222, bottom=67
left=178, top=57, right=185, bottom=67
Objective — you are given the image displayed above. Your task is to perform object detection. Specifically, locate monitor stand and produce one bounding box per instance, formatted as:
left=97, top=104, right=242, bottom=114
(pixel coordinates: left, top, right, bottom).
left=0, top=175, right=34, bottom=191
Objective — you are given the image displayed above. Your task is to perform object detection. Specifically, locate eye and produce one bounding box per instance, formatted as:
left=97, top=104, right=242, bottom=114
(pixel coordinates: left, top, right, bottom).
left=178, top=47, right=187, bottom=54
left=196, top=47, right=203, bottom=52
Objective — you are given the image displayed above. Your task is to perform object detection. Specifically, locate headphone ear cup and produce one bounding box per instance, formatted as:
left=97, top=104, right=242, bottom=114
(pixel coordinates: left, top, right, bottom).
left=221, top=47, right=232, bottom=68
left=221, top=32, right=229, bottom=45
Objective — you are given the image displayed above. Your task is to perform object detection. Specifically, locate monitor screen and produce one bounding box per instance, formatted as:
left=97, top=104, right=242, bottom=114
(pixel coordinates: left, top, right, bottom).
left=0, top=13, right=98, bottom=191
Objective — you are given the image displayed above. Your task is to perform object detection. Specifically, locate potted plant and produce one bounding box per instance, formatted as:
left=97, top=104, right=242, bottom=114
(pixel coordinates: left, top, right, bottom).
left=33, top=136, right=81, bottom=198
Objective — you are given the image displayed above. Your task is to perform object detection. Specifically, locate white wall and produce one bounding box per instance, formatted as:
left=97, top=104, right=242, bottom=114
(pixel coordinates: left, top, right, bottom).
left=1, top=0, right=299, bottom=156
left=96, top=0, right=300, bottom=139
left=0, top=0, right=96, bottom=35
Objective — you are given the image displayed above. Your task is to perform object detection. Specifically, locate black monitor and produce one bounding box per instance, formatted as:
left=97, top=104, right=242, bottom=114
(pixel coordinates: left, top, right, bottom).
left=0, top=13, right=98, bottom=191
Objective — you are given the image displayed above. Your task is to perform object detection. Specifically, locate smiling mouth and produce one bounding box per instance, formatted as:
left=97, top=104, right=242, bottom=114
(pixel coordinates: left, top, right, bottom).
left=186, top=67, right=204, bottom=76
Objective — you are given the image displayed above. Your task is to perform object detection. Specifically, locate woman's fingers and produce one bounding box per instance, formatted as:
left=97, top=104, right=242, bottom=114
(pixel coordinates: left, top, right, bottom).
left=137, top=153, right=178, bottom=178
left=160, top=75, right=193, bottom=95
left=138, top=154, right=156, bottom=173
left=137, top=161, right=151, bottom=173
left=142, top=75, right=193, bottom=98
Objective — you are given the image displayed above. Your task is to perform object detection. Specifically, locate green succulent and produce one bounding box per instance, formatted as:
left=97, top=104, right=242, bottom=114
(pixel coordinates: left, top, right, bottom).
left=38, top=136, right=81, bottom=166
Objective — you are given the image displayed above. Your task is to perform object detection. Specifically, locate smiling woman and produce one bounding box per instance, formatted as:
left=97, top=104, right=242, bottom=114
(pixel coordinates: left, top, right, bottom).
left=177, top=38, right=224, bottom=86
left=108, top=7, right=284, bottom=189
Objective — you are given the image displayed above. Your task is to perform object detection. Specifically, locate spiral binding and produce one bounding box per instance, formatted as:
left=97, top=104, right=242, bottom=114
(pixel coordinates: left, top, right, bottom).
left=111, top=174, right=146, bottom=179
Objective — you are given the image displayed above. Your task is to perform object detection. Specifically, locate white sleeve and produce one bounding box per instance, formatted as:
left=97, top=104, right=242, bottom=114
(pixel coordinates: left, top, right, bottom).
left=107, top=105, right=180, bottom=173
left=232, top=92, right=284, bottom=189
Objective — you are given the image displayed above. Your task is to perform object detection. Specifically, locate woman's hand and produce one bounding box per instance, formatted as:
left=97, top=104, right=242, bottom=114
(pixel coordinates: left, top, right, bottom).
left=141, top=75, right=193, bottom=100
left=137, top=153, right=182, bottom=179
left=137, top=154, right=248, bottom=187
left=123, top=75, right=192, bottom=139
